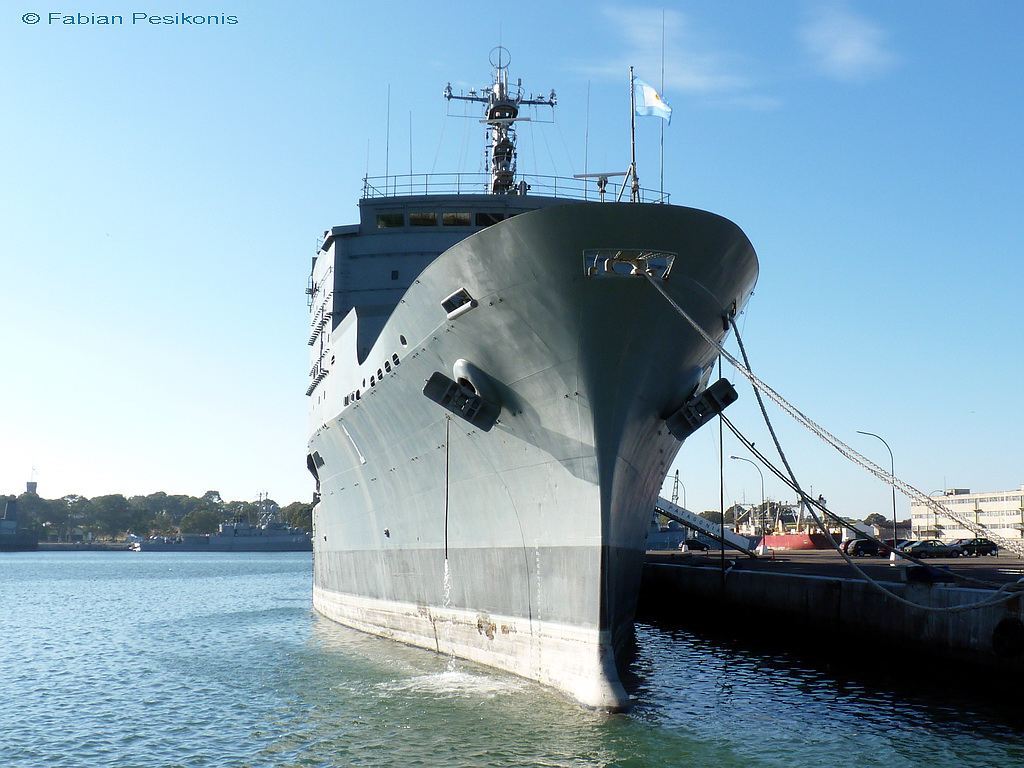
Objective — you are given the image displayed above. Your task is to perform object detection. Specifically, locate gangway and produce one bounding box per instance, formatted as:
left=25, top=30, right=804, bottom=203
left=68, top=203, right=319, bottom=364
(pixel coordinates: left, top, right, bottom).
left=655, top=497, right=758, bottom=558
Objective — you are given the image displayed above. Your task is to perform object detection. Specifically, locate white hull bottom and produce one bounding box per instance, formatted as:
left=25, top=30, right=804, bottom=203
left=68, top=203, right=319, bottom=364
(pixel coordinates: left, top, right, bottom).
left=313, top=584, right=629, bottom=711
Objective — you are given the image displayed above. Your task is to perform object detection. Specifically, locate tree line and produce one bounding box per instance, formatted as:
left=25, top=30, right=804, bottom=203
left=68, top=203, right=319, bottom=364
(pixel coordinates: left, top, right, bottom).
left=3, top=490, right=313, bottom=542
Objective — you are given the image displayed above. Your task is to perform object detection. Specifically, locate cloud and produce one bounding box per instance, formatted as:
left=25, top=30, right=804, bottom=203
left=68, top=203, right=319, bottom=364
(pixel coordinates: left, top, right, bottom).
left=581, top=7, right=750, bottom=95
left=799, top=1, right=897, bottom=82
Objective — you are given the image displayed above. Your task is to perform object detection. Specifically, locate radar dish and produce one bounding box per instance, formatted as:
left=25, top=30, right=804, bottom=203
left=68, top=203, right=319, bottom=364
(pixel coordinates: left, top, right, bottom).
left=489, top=46, right=510, bottom=70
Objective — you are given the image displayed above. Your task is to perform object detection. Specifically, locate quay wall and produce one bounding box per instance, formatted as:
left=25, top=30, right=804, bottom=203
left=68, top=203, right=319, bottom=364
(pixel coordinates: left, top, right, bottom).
left=640, top=561, right=1024, bottom=675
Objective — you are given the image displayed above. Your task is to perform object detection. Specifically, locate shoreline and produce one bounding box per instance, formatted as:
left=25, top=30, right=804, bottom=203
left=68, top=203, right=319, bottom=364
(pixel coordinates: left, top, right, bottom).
left=35, top=542, right=131, bottom=551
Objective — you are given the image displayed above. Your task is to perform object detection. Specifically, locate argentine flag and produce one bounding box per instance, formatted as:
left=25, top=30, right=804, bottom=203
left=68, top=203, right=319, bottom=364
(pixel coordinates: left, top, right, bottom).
left=633, top=77, right=672, bottom=124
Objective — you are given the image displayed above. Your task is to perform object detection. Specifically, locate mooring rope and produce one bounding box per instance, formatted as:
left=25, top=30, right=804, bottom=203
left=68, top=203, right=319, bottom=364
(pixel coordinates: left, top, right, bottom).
left=643, top=272, right=1024, bottom=559
left=645, top=273, right=1024, bottom=612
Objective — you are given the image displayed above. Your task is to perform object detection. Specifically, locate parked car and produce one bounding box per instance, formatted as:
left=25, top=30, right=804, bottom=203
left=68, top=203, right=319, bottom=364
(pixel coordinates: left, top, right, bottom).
left=679, top=538, right=710, bottom=551
left=904, top=539, right=963, bottom=558
left=895, top=540, right=919, bottom=552
left=952, top=538, right=999, bottom=557
left=843, top=538, right=881, bottom=556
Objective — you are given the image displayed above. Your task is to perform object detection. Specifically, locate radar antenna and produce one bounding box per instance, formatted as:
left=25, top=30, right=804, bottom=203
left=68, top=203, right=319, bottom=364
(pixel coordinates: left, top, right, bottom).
left=443, top=47, right=557, bottom=194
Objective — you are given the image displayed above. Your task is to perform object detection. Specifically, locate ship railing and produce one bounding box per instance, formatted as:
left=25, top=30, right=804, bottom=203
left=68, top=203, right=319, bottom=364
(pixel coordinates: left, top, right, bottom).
left=361, top=173, right=670, bottom=204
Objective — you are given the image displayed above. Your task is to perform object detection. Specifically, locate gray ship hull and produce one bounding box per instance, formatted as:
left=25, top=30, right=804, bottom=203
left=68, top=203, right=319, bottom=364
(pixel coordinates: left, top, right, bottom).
left=309, top=202, right=757, bottom=709
left=132, top=536, right=312, bottom=552
left=0, top=533, right=38, bottom=552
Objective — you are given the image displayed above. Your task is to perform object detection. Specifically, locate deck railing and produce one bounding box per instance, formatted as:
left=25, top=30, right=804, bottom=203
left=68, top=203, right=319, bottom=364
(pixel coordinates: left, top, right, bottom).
left=361, top=173, right=670, bottom=204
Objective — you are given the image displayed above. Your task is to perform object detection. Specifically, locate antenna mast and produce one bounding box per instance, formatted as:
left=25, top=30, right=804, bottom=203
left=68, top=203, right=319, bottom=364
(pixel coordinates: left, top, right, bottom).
left=444, top=47, right=556, bottom=194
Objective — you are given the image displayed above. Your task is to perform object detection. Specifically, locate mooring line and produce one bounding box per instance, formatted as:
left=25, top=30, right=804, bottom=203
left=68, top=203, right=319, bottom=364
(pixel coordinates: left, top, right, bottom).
left=643, top=272, right=1024, bottom=559
left=645, top=273, right=1024, bottom=611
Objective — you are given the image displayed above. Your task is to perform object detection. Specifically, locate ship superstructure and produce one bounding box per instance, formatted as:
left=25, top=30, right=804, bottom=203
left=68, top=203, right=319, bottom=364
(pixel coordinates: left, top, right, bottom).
left=306, top=50, right=758, bottom=710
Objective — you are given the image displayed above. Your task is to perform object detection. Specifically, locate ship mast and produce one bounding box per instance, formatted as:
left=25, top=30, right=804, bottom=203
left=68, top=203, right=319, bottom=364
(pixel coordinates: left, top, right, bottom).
left=443, top=47, right=556, bottom=194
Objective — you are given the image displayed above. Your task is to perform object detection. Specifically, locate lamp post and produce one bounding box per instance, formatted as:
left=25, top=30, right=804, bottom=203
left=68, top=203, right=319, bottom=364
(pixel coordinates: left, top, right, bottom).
left=857, top=430, right=898, bottom=562
left=925, top=489, right=945, bottom=540
left=730, top=455, right=766, bottom=551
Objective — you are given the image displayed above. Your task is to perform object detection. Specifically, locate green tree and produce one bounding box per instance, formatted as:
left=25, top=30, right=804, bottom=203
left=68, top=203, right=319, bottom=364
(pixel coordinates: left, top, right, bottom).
left=698, top=506, right=742, bottom=526
left=50, top=495, right=93, bottom=540
left=15, top=492, right=57, bottom=538
left=149, top=512, right=177, bottom=537
left=92, top=494, right=132, bottom=538
left=179, top=507, right=221, bottom=534
left=864, top=513, right=889, bottom=528
left=130, top=492, right=198, bottom=525
left=2, top=490, right=316, bottom=538
left=281, top=501, right=313, bottom=532
left=201, top=490, right=223, bottom=506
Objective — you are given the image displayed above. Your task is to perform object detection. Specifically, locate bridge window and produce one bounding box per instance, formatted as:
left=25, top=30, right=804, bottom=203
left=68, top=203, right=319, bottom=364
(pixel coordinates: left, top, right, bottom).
left=376, top=213, right=404, bottom=228
left=475, top=212, right=504, bottom=227
left=443, top=212, right=471, bottom=226
left=409, top=212, right=438, bottom=227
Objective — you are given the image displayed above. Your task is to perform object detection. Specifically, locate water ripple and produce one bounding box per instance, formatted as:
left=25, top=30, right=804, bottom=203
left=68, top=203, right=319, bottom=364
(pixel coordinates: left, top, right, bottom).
left=4, top=552, right=1024, bottom=767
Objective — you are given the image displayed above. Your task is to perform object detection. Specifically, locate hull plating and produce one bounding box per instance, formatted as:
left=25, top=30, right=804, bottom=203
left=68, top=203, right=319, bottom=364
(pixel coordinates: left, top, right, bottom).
left=309, top=202, right=757, bottom=709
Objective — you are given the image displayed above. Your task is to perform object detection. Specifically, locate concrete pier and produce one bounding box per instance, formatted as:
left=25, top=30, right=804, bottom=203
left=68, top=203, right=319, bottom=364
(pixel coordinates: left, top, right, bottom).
left=639, top=550, right=1024, bottom=676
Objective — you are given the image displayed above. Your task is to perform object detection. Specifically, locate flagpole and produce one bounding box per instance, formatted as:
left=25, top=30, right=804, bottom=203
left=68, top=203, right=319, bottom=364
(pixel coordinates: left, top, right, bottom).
left=385, top=84, right=391, bottom=195
left=660, top=10, right=666, bottom=200
left=629, top=66, right=638, bottom=202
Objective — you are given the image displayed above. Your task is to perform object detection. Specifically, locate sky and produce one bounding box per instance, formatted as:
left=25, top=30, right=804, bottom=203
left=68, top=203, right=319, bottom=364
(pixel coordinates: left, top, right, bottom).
left=2, top=1, right=1022, bottom=515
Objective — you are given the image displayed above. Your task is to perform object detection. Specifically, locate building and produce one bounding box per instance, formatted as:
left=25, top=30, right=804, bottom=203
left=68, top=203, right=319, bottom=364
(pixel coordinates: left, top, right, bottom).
left=910, top=485, right=1024, bottom=541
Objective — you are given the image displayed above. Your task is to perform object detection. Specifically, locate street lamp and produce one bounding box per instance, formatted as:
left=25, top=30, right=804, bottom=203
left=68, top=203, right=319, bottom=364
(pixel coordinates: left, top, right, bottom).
left=924, top=489, right=945, bottom=540
left=857, top=430, right=898, bottom=563
left=730, top=455, right=766, bottom=550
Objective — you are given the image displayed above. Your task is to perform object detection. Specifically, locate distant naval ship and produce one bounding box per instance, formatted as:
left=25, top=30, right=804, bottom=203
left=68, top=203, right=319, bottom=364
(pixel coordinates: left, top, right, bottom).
left=130, top=517, right=312, bottom=552
left=132, top=495, right=311, bottom=552
left=305, top=50, right=758, bottom=710
left=1, top=499, right=38, bottom=552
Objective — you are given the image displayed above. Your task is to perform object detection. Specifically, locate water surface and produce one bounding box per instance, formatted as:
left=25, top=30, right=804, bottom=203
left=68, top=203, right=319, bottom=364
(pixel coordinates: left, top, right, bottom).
left=2, top=552, right=1021, bottom=767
